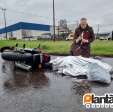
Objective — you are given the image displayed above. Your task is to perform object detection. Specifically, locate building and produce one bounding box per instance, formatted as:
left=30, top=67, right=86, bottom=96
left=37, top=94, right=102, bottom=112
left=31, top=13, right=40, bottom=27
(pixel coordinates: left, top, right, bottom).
left=59, top=19, right=67, bottom=29
left=0, top=22, right=51, bottom=39
left=97, top=32, right=112, bottom=40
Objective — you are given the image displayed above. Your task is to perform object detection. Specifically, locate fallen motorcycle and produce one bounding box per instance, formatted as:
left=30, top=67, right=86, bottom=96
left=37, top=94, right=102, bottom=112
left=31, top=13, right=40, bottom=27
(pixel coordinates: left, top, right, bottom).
left=1, top=44, right=51, bottom=71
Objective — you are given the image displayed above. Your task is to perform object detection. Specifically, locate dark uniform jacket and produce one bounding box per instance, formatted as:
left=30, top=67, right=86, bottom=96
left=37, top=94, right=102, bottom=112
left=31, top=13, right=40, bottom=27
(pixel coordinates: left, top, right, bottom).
left=70, top=25, right=95, bottom=57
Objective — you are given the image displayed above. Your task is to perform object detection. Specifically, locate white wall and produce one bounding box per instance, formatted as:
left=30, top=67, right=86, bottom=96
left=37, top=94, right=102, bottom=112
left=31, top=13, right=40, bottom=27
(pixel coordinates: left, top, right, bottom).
left=21, top=29, right=50, bottom=39
left=13, top=30, right=22, bottom=39
left=0, top=29, right=51, bottom=40
left=0, top=30, right=22, bottom=39
left=0, top=33, right=6, bottom=39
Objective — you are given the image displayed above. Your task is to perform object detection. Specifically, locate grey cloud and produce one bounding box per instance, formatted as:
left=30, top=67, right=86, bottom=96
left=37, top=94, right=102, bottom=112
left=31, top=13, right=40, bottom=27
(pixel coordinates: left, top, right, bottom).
left=0, top=0, right=113, bottom=32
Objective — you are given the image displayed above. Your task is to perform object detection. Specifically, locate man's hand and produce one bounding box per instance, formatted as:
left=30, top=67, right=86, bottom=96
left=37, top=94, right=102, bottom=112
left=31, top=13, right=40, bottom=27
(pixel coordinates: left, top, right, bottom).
left=82, top=39, right=89, bottom=43
left=76, top=35, right=82, bottom=43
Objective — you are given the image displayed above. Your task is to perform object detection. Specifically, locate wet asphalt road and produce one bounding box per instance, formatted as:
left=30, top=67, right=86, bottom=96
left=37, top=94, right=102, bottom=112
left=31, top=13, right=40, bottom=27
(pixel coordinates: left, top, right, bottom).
left=0, top=55, right=113, bottom=112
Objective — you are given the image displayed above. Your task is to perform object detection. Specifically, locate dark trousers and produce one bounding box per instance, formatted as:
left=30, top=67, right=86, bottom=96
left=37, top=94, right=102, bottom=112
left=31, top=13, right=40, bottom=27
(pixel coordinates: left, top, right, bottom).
left=70, top=43, right=90, bottom=58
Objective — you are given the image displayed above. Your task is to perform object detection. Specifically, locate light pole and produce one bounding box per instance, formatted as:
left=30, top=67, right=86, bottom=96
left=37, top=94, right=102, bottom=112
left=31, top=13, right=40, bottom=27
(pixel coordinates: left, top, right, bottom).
left=53, top=0, right=56, bottom=41
left=2, top=8, right=7, bottom=39
left=0, top=7, right=7, bottom=39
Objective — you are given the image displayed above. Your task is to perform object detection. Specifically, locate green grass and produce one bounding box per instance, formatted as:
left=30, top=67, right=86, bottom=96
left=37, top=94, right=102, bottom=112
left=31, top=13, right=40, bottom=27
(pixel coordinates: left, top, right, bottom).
left=0, top=40, right=113, bottom=56
left=91, top=40, right=113, bottom=56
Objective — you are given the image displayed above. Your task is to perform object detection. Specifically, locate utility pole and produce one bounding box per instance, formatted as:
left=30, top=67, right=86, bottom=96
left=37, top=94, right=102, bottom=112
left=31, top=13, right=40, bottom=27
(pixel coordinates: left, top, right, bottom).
left=53, top=0, right=56, bottom=41
left=97, top=24, right=100, bottom=38
left=1, top=8, right=7, bottom=39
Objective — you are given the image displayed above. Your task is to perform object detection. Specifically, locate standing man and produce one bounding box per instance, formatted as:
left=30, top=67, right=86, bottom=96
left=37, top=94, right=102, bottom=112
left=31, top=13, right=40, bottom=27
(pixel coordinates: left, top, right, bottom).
left=70, top=18, right=95, bottom=57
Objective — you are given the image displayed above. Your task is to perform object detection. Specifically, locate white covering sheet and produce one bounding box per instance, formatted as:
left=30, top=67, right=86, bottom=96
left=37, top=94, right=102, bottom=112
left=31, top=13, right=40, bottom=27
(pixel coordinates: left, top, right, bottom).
left=50, top=56, right=113, bottom=84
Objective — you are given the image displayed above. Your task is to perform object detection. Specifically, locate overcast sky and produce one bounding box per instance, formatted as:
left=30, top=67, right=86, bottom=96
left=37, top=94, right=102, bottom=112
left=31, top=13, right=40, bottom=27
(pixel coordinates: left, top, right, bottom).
left=0, top=0, right=113, bottom=32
